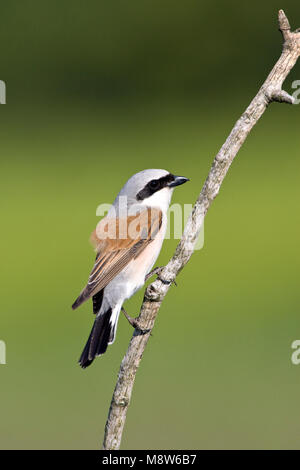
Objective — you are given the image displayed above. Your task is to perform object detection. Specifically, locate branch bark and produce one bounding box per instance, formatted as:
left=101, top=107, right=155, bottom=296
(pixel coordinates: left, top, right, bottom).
left=102, top=10, right=300, bottom=450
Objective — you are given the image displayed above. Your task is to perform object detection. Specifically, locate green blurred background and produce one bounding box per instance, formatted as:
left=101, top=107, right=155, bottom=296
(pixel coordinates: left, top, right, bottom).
left=1, top=1, right=300, bottom=449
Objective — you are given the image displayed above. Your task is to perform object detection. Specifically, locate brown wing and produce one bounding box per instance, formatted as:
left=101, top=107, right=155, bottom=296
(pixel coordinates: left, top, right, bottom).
left=72, top=208, right=162, bottom=310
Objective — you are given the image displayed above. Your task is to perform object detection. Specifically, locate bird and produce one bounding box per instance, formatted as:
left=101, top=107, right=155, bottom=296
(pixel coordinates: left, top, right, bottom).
left=72, top=169, right=189, bottom=368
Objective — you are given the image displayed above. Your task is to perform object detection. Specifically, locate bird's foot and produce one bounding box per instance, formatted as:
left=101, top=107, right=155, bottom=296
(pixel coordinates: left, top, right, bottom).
left=145, top=266, right=164, bottom=282
left=121, top=307, right=151, bottom=335
left=145, top=266, right=177, bottom=286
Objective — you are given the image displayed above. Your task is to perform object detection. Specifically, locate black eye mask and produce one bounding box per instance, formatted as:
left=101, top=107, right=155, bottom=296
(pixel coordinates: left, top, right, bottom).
left=136, top=174, right=175, bottom=201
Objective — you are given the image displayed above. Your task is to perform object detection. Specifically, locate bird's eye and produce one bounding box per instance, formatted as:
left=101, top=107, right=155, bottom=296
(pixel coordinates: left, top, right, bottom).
left=149, top=180, right=159, bottom=190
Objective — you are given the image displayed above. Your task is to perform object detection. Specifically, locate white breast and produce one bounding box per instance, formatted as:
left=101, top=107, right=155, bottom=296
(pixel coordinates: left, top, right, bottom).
left=104, top=213, right=168, bottom=306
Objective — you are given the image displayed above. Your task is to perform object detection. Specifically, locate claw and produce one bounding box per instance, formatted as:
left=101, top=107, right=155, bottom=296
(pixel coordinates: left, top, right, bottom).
left=145, top=266, right=177, bottom=287
left=121, top=307, right=151, bottom=335
left=145, top=266, right=164, bottom=282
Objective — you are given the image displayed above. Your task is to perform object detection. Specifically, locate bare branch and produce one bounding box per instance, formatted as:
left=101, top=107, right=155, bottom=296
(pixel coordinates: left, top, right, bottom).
left=102, top=10, right=300, bottom=450
left=278, top=9, right=291, bottom=40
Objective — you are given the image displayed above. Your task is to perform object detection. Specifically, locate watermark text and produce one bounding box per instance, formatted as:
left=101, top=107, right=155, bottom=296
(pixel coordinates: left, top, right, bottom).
left=0, top=80, right=6, bottom=104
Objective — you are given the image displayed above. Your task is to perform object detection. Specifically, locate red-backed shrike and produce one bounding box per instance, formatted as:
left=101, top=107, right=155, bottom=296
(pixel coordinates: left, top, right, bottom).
left=72, top=169, right=189, bottom=368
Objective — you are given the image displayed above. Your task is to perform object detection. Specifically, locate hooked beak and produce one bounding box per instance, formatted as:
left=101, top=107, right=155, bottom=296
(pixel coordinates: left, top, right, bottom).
left=168, top=175, right=190, bottom=188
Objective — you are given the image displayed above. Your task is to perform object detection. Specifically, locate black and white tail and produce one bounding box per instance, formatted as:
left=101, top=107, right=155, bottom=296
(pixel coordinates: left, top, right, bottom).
left=79, top=307, right=119, bottom=368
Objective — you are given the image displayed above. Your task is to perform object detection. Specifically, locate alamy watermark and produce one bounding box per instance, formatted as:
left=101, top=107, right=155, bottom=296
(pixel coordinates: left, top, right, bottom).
left=0, top=80, right=6, bottom=104
left=95, top=198, right=204, bottom=250
left=292, top=80, right=300, bottom=104
left=0, top=340, right=6, bottom=365
left=291, top=340, right=300, bottom=365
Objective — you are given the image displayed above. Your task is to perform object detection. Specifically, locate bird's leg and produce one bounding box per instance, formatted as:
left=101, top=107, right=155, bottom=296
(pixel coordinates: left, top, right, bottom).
left=121, top=307, right=151, bottom=335
left=145, top=266, right=164, bottom=282
left=145, top=266, right=177, bottom=286
left=121, top=307, right=138, bottom=328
